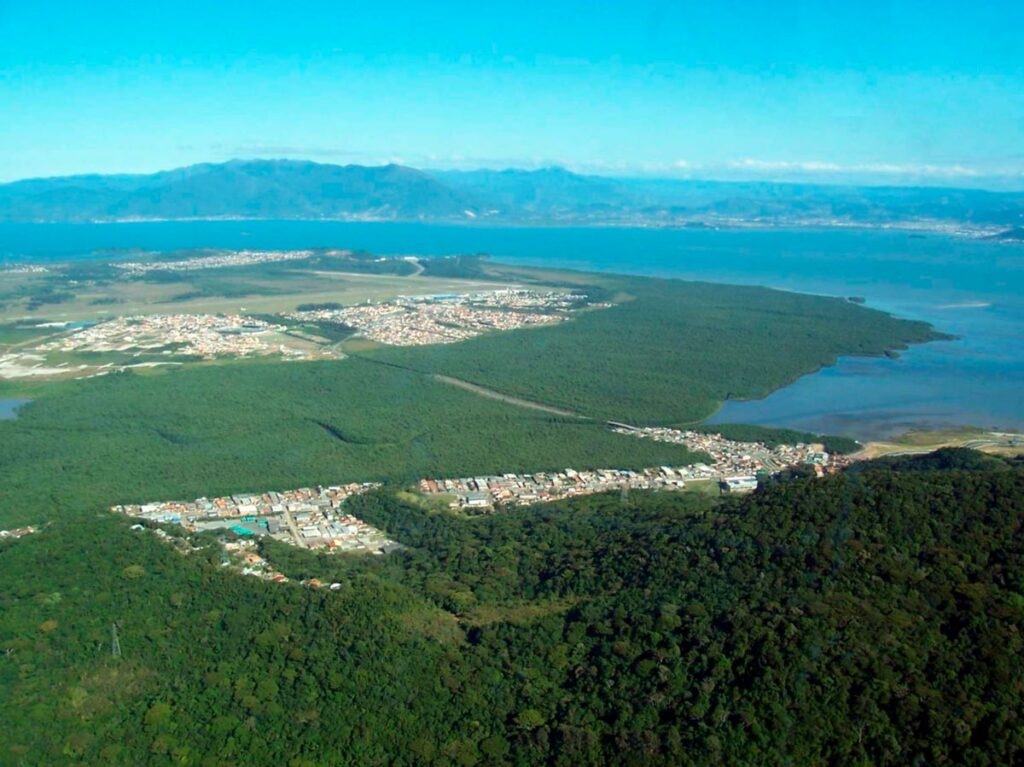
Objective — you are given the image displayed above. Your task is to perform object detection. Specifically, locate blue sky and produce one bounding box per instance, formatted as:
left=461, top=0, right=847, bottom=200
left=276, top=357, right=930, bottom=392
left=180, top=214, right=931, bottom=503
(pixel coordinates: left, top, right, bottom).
left=1, top=1, right=1023, bottom=187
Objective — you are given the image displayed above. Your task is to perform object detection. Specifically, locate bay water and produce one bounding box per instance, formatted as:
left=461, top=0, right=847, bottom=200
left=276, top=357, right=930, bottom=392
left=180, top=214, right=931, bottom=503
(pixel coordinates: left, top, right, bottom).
left=2, top=221, right=1021, bottom=439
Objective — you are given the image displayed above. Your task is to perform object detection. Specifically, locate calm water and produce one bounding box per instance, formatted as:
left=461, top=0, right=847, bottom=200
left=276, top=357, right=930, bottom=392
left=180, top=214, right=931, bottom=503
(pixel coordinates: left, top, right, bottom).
left=2, top=221, right=1022, bottom=439
left=0, top=399, right=29, bottom=420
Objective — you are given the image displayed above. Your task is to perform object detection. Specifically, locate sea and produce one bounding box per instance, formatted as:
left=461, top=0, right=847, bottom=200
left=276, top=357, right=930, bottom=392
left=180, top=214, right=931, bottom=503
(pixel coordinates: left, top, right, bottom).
left=2, top=220, right=1022, bottom=440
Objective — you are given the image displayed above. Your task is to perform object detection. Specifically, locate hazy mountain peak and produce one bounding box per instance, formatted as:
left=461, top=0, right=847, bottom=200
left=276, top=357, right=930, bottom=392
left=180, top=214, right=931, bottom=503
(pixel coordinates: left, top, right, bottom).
left=1, top=159, right=1022, bottom=227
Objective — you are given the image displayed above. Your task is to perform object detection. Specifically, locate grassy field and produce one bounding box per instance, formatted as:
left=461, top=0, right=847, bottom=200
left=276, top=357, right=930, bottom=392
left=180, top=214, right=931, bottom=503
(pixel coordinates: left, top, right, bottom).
left=0, top=268, right=523, bottom=324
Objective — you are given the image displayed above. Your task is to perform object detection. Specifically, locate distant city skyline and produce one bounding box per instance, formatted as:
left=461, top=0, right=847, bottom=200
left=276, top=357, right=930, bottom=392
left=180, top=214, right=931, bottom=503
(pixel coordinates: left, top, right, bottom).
left=2, top=1, right=1023, bottom=189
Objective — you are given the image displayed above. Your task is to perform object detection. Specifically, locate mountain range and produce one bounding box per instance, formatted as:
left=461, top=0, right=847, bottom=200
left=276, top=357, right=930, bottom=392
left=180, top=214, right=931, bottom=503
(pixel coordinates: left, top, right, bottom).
left=2, top=158, right=1023, bottom=231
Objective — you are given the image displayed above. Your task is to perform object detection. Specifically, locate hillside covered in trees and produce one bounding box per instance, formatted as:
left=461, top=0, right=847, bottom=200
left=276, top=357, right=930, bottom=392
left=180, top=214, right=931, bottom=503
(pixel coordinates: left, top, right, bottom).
left=2, top=454, right=1022, bottom=765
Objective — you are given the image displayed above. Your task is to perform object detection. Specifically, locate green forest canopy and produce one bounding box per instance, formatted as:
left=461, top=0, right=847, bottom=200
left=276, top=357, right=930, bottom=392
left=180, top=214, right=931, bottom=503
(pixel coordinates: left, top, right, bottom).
left=0, top=357, right=696, bottom=529
left=1, top=456, right=1021, bottom=765
left=0, top=260, right=987, bottom=766
left=366, top=271, right=944, bottom=425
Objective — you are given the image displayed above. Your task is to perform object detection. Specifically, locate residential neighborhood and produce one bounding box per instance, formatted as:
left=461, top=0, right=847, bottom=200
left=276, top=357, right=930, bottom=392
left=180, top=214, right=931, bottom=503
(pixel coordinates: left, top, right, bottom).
left=1, top=264, right=49, bottom=274
left=421, top=427, right=851, bottom=510
left=287, top=288, right=595, bottom=346
left=114, top=426, right=853, bottom=550
left=36, top=313, right=288, bottom=359
left=612, top=425, right=848, bottom=476
left=112, top=249, right=322, bottom=274
left=419, top=465, right=694, bottom=509
left=112, top=482, right=400, bottom=555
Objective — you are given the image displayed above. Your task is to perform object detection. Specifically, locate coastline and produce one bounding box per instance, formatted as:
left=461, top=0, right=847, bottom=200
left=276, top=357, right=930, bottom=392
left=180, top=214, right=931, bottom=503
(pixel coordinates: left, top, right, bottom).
left=1, top=216, right=1018, bottom=241
left=3, top=223, right=1019, bottom=439
left=698, top=331, right=955, bottom=428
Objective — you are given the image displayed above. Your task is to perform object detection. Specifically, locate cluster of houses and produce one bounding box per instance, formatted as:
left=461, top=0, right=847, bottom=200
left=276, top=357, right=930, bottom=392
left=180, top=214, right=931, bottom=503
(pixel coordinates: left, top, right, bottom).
left=110, top=421, right=854, bottom=571
left=221, top=538, right=291, bottom=584
left=420, top=428, right=850, bottom=510
left=112, top=249, right=320, bottom=274
left=112, top=482, right=401, bottom=555
left=287, top=289, right=591, bottom=347
left=1, top=264, right=49, bottom=274
left=133, top=525, right=347, bottom=590
left=467, top=289, right=592, bottom=310
left=419, top=466, right=695, bottom=509
left=0, top=525, right=38, bottom=540
left=221, top=539, right=352, bottom=590
left=612, top=425, right=848, bottom=476
left=36, top=313, right=285, bottom=359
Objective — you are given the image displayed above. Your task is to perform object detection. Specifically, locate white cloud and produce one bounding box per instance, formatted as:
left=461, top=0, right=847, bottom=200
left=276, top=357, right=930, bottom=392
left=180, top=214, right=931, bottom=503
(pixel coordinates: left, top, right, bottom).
left=204, top=144, right=1023, bottom=188
left=726, top=158, right=985, bottom=178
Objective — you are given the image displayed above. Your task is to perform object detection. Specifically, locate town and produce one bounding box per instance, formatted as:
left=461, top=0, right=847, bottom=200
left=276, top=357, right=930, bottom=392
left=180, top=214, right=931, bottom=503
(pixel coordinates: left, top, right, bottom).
left=611, top=425, right=847, bottom=476
left=1, top=264, right=49, bottom=274
left=35, top=313, right=289, bottom=359
left=112, top=248, right=322, bottom=274
left=115, top=426, right=851, bottom=543
left=113, top=482, right=399, bottom=553
left=287, top=288, right=595, bottom=346
left=420, top=466, right=693, bottom=509
left=421, top=427, right=850, bottom=508
left=108, top=422, right=856, bottom=588
left=3, top=288, right=601, bottom=381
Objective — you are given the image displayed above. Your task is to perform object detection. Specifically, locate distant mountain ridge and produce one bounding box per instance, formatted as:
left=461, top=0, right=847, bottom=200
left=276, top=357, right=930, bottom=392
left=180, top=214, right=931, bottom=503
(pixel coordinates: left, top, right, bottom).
left=2, top=158, right=1024, bottom=229
left=0, top=160, right=473, bottom=222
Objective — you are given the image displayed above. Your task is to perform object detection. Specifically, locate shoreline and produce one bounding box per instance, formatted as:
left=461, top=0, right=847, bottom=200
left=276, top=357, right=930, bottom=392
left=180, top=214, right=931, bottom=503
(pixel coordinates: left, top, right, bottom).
left=2, top=217, right=1021, bottom=242
left=853, top=428, right=1024, bottom=460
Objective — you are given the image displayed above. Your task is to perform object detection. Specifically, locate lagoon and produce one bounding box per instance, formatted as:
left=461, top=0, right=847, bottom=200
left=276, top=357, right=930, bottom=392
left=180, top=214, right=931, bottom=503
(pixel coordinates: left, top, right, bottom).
left=0, top=399, right=29, bottom=420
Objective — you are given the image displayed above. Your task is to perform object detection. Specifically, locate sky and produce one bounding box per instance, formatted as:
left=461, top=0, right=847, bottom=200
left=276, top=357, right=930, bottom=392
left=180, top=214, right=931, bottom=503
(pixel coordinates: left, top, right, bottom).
left=1, top=1, right=1023, bottom=188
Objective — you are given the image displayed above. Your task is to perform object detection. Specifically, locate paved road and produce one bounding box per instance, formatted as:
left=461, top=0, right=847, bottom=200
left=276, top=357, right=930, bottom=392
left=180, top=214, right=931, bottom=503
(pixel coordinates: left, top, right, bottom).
left=282, top=507, right=306, bottom=549
left=433, top=374, right=581, bottom=418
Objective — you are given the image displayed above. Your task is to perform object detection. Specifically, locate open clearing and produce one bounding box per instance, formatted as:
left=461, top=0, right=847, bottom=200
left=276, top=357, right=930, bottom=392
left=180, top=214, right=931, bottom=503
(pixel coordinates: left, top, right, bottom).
left=856, top=427, right=1024, bottom=459
left=0, top=270, right=524, bottom=324
left=431, top=373, right=580, bottom=417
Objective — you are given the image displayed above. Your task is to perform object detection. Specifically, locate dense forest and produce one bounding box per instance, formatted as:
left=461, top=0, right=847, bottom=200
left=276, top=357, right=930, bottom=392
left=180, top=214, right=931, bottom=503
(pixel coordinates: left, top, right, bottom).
left=1, top=453, right=1021, bottom=765
left=0, top=255, right=1003, bottom=766
left=420, top=254, right=490, bottom=279
left=367, top=272, right=945, bottom=424
left=0, top=357, right=695, bottom=529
